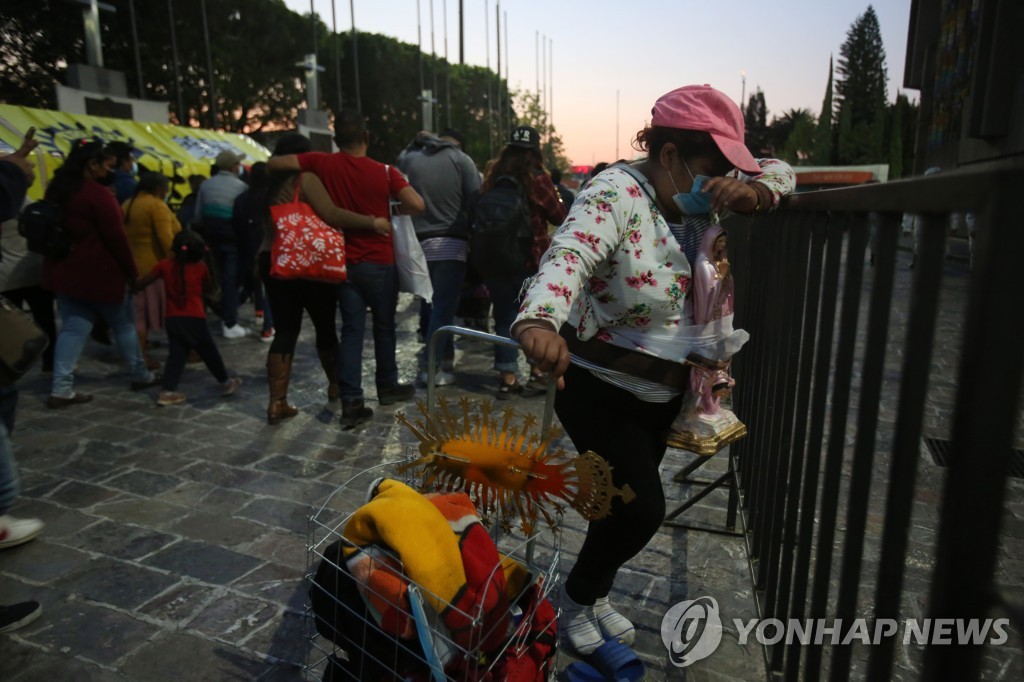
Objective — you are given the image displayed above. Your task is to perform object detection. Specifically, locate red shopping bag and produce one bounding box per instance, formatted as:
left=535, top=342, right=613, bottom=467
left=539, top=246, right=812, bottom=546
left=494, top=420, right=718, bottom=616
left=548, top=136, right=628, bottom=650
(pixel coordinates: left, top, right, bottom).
left=269, top=181, right=347, bottom=283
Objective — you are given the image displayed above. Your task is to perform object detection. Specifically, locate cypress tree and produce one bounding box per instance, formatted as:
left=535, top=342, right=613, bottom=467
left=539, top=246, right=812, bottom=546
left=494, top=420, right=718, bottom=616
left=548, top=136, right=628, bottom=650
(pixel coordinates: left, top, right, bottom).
left=812, top=56, right=834, bottom=165
left=835, top=5, right=889, bottom=163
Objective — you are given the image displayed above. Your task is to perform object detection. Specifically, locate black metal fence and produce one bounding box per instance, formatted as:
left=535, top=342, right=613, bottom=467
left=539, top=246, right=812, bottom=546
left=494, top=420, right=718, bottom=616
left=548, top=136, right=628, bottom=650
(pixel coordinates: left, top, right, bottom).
left=726, top=162, right=1023, bottom=681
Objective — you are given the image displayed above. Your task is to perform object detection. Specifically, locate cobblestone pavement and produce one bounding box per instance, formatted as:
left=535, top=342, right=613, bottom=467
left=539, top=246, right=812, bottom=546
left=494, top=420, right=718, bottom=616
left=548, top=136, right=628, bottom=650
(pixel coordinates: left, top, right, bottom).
left=0, top=289, right=760, bottom=681
left=2, top=237, right=1019, bottom=682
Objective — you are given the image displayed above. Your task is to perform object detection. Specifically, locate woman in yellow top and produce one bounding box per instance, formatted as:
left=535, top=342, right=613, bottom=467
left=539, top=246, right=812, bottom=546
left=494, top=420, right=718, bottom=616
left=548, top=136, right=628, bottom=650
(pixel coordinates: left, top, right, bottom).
left=122, top=172, right=181, bottom=369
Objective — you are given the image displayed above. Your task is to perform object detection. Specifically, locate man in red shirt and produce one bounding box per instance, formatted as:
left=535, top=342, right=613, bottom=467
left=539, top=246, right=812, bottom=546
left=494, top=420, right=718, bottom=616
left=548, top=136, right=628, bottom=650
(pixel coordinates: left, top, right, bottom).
left=269, top=111, right=424, bottom=427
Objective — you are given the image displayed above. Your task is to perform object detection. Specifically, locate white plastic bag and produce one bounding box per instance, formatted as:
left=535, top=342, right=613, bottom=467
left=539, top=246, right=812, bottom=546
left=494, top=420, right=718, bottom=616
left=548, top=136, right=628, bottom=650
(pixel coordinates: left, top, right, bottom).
left=391, top=214, right=434, bottom=304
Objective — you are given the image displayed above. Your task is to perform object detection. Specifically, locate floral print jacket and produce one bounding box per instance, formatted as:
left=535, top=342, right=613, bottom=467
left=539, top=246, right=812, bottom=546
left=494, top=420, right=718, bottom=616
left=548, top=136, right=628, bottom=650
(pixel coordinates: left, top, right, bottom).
left=514, top=159, right=795, bottom=359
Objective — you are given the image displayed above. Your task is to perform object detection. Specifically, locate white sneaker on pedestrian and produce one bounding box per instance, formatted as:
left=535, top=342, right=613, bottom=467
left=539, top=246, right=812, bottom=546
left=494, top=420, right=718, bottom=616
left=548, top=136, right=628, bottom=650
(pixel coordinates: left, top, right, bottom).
left=0, top=515, right=44, bottom=550
left=416, top=370, right=456, bottom=387
left=222, top=323, right=250, bottom=339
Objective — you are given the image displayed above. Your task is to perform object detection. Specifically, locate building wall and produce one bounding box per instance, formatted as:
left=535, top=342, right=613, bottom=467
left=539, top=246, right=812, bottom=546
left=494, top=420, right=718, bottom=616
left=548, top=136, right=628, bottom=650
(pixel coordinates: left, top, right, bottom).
left=905, top=0, right=1024, bottom=171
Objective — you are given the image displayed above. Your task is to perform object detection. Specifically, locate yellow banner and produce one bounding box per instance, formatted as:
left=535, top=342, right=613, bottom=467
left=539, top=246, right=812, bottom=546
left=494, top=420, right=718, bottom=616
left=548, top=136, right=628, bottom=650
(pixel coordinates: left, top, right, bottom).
left=0, top=104, right=269, bottom=204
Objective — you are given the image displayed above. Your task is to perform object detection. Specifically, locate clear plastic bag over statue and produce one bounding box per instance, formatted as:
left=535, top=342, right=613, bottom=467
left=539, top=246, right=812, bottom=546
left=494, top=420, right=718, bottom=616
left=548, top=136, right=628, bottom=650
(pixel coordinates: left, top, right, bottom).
left=668, top=224, right=749, bottom=455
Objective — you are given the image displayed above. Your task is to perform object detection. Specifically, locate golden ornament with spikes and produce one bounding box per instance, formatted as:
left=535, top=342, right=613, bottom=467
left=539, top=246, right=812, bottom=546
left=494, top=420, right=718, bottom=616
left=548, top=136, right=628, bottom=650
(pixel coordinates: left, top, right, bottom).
left=396, top=397, right=635, bottom=534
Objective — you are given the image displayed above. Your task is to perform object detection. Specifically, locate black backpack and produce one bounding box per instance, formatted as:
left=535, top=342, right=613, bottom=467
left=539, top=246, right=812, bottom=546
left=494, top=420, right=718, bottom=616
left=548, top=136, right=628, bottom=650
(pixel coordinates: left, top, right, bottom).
left=18, top=200, right=72, bottom=259
left=469, top=175, right=532, bottom=276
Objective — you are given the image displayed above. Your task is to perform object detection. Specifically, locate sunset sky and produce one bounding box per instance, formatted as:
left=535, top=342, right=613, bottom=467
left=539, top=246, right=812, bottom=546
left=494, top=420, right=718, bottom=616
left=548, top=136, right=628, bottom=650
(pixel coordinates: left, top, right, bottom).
left=284, top=1, right=915, bottom=165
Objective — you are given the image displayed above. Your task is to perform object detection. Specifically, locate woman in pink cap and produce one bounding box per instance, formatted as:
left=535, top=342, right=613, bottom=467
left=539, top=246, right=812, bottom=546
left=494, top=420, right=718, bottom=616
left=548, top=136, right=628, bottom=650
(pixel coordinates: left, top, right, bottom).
left=511, top=85, right=795, bottom=674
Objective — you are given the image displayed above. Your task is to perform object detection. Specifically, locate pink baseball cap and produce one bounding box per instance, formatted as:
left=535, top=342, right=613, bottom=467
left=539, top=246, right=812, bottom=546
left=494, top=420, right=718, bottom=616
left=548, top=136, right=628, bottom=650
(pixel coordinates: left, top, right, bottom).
left=651, top=84, right=761, bottom=175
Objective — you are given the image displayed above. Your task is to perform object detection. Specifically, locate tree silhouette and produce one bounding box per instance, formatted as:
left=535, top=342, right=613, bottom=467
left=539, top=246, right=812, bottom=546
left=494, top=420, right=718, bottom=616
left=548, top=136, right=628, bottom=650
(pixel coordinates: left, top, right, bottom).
left=835, top=5, right=888, bottom=163
left=770, top=108, right=815, bottom=165
left=0, top=0, right=531, bottom=171
left=744, top=88, right=770, bottom=156
left=813, top=56, right=835, bottom=165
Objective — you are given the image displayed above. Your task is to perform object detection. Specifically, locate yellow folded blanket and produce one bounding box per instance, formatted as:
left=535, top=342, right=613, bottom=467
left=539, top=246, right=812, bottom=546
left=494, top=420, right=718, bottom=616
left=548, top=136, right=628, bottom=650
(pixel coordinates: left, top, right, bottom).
left=343, top=479, right=466, bottom=612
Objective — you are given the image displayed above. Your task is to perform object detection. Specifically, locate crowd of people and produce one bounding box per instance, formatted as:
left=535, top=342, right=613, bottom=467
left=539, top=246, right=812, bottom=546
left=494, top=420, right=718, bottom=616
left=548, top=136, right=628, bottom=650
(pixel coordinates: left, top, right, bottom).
left=2, top=85, right=798, bottom=677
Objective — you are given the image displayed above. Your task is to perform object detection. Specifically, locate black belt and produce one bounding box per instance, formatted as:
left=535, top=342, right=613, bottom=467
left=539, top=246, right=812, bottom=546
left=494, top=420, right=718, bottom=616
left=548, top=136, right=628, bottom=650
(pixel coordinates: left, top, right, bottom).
left=559, top=324, right=690, bottom=390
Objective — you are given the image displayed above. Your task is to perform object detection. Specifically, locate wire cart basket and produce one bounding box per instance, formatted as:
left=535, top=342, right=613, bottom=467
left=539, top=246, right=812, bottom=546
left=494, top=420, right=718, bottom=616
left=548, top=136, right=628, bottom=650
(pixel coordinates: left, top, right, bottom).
left=304, top=328, right=564, bottom=682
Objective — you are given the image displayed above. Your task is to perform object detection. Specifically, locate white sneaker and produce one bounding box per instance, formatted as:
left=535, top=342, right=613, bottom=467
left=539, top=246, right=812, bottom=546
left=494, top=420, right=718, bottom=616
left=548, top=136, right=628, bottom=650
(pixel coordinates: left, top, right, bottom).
left=0, top=515, right=44, bottom=550
left=222, top=323, right=250, bottom=339
left=416, top=370, right=456, bottom=387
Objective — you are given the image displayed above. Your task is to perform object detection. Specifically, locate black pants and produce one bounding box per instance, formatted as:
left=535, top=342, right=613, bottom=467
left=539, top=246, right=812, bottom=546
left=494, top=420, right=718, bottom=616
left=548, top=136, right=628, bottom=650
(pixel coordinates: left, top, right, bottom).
left=258, top=252, right=338, bottom=356
left=3, top=286, right=55, bottom=371
left=555, top=363, right=683, bottom=604
left=163, top=316, right=228, bottom=391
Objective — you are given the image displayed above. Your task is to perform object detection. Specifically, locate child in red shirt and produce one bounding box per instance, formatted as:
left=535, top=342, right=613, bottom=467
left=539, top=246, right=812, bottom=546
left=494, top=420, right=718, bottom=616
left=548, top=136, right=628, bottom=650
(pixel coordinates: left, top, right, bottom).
left=136, top=231, right=241, bottom=405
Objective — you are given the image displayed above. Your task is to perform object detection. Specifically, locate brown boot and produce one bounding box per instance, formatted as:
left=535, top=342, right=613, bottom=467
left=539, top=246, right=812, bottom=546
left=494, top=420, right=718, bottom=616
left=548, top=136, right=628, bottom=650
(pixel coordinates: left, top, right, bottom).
left=317, top=349, right=341, bottom=401
left=266, top=353, right=299, bottom=424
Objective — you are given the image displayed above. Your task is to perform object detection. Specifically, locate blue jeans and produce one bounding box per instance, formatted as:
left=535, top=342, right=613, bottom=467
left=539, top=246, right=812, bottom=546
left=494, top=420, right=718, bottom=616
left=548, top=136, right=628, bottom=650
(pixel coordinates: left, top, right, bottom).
left=208, top=238, right=240, bottom=327
left=484, top=274, right=527, bottom=373
left=337, top=262, right=400, bottom=400
left=51, top=293, right=151, bottom=398
left=0, top=385, right=18, bottom=516
left=421, top=259, right=467, bottom=367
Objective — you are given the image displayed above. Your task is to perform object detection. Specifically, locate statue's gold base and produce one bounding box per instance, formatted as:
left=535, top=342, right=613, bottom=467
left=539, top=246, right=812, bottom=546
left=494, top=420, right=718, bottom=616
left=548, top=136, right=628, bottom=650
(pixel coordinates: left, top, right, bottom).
left=667, top=409, right=748, bottom=456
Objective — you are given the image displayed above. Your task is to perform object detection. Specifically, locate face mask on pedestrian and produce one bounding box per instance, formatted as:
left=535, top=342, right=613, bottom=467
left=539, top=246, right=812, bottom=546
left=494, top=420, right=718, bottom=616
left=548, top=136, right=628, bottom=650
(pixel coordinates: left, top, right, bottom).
left=669, top=157, right=715, bottom=219
left=94, top=160, right=116, bottom=186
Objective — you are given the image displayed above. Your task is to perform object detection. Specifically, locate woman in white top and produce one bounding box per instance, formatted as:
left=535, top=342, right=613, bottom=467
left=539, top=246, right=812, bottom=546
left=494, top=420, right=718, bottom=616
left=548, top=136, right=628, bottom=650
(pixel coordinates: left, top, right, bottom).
left=511, top=85, right=795, bottom=664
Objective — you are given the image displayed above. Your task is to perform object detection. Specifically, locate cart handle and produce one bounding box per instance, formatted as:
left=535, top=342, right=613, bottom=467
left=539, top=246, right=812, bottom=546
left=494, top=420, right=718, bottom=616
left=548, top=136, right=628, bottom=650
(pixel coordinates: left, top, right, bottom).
left=425, top=325, right=558, bottom=433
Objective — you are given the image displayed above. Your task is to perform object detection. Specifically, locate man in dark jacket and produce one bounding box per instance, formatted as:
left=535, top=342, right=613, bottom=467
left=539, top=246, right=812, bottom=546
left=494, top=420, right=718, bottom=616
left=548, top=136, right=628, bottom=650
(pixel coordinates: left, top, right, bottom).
left=397, top=129, right=481, bottom=386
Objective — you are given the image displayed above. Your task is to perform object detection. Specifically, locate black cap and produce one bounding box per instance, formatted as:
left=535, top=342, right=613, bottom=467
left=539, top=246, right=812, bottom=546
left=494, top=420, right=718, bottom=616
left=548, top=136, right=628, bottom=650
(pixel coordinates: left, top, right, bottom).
left=439, top=128, right=466, bottom=148
left=509, top=125, right=540, bottom=149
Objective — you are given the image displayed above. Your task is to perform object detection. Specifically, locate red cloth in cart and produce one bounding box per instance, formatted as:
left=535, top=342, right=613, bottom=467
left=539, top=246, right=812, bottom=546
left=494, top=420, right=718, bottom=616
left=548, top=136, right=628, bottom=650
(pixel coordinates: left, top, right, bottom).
left=317, top=479, right=557, bottom=682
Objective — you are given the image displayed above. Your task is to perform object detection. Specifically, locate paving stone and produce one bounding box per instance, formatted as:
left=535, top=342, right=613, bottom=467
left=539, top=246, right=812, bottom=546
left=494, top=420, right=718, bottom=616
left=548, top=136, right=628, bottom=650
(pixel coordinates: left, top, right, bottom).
left=237, top=471, right=337, bottom=506
left=137, top=583, right=218, bottom=624
left=103, top=469, right=183, bottom=497
left=10, top=498, right=100, bottom=539
left=52, top=557, right=180, bottom=610
left=120, top=450, right=195, bottom=476
left=60, top=519, right=177, bottom=560
left=21, top=599, right=158, bottom=666
left=0, top=539, right=93, bottom=583
left=143, top=540, right=263, bottom=584
left=240, top=609, right=308, bottom=668
left=254, top=661, right=306, bottom=682
left=167, top=511, right=268, bottom=548
left=244, top=530, right=309, bottom=572
left=0, top=641, right=127, bottom=682
left=155, top=480, right=217, bottom=507
left=237, top=497, right=314, bottom=534
left=78, top=424, right=148, bottom=443
left=45, top=480, right=122, bottom=509
left=179, top=460, right=262, bottom=489
left=232, top=562, right=307, bottom=610
left=255, top=454, right=335, bottom=479
left=119, top=631, right=270, bottom=681
left=198, top=486, right=257, bottom=515
left=186, top=593, right=279, bottom=643
left=90, top=496, right=190, bottom=527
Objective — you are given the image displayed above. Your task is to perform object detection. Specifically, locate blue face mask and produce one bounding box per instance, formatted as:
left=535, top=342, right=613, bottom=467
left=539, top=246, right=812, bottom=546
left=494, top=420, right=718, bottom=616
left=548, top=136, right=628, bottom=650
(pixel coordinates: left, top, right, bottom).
left=669, top=159, right=715, bottom=219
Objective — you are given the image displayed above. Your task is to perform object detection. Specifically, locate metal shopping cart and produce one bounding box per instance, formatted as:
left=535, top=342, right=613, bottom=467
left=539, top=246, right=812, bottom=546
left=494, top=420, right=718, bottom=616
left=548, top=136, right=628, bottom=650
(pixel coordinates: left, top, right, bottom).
left=303, top=328, right=564, bottom=682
